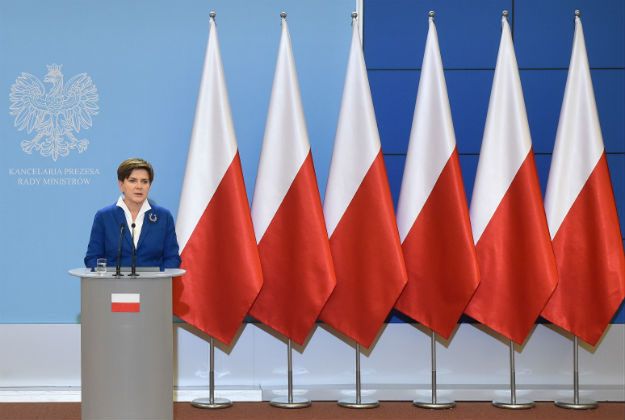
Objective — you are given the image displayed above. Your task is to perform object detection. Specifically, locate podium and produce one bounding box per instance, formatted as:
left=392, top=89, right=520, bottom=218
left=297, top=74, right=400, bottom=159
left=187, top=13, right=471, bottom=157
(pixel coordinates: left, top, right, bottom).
left=69, top=268, right=185, bottom=420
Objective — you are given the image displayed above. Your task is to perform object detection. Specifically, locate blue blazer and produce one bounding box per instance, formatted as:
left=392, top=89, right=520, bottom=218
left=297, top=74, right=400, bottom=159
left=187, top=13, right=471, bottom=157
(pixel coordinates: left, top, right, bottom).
left=84, top=202, right=181, bottom=270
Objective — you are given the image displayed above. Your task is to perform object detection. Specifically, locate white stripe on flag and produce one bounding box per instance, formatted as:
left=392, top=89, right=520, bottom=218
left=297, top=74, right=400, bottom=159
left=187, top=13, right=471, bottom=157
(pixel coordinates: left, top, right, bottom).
left=544, top=16, right=604, bottom=239
left=251, top=19, right=311, bottom=243
left=469, top=17, right=532, bottom=243
left=111, top=293, right=140, bottom=303
left=396, top=17, right=456, bottom=242
left=176, top=18, right=238, bottom=251
left=323, top=17, right=380, bottom=237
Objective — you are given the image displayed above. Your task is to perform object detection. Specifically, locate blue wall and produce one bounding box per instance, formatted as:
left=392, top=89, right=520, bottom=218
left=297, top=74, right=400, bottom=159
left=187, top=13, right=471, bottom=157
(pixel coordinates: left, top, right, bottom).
left=0, top=0, right=353, bottom=323
left=1, top=0, right=623, bottom=325
left=365, top=0, right=625, bottom=323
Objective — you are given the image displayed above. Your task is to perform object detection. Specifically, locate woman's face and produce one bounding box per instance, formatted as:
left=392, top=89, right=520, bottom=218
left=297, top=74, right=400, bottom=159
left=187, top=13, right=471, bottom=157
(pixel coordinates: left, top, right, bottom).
left=118, top=169, right=151, bottom=208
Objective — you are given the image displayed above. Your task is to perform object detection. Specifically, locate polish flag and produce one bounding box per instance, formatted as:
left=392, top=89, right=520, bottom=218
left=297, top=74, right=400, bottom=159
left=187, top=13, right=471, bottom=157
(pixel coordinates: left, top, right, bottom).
left=173, top=15, right=263, bottom=345
left=249, top=16, right=336, bottom=345
left=394, top=16, right=480, bottom=340
left=320, top=16, right=407, bottom=349
left=541, top=15, right=625, bottom=346
left=112, top=293, right=140, bottom=313
left=465, top=15, right=558, bottom=344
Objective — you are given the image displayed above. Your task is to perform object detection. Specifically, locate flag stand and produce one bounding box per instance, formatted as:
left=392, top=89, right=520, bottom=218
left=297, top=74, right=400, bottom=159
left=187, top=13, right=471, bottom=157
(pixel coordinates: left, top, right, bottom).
left=555, top=336, right=598, bottom=409
left=414, top=330, right=455, bottom=409
left=338, top=344, right=379, bottom=408
left=191, top=336, right=233, bottom=409
left=270, top=339, right=311, bottom=408
left=493, top=340, right=534, bottom=409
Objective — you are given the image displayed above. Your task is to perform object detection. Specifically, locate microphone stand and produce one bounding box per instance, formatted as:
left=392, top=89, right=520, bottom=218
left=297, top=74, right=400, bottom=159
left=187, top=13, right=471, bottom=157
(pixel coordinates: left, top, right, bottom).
left=113, top=223, right=125, bottom=277
left=129, top=222, right=139, bottom=277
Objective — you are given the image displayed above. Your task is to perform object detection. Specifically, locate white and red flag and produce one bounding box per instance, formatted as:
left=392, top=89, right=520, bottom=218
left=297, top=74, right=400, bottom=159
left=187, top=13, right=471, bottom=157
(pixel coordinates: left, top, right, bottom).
left=173, top=16, right=263, bottom=345
left=320, top=16, right=407, bottom=349
left=249, top=16, right=336, bottom=345
left=111, top=293, right=140, bottom=313
left=465, top=15, right=558, bottom=344
left=394, top=16, right=480, bottom=339
left=541, top=15, right=625, bottom=346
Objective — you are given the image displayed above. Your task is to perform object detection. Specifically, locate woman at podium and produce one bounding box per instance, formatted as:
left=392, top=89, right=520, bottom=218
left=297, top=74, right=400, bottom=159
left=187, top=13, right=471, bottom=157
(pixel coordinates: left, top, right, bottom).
left=84, top=158, right=181, bottom=270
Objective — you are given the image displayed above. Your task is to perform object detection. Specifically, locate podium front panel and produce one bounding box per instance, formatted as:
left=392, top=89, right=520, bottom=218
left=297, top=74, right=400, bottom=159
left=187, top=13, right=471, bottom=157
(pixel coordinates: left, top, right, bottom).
left=80, top=275, right=173, bottom=420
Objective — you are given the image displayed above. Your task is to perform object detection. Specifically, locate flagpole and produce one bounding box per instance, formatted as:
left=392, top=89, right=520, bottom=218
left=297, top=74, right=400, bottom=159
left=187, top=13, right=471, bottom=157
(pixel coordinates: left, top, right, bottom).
left=414, top=330, right=455, bottom=409
left=187, top=13, right=236, bottom=407
left=493, top=340, right=534, bottom=409
left=555, top=335, right=598, bottom=409
left=551, top=10, right=598, bottom=412
left=191, top=336, right=233, bottom=409
left=270, top=338, right=311, bottom=408
left=338, top=343, right=379, bottom=408
left=265, top=13, right=311, bottom=410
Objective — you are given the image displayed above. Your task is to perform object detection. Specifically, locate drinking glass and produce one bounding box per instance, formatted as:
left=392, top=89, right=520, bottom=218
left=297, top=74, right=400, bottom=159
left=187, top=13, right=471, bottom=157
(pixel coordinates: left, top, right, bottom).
left=96, top=258, right=107, bottom=275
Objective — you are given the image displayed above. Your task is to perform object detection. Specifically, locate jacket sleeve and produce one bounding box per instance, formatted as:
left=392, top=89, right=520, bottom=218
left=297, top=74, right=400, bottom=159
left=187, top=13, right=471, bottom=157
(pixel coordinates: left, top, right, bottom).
left=84, top=211, right=104, bottom=268
left=161, top=210, right=182, bottom=269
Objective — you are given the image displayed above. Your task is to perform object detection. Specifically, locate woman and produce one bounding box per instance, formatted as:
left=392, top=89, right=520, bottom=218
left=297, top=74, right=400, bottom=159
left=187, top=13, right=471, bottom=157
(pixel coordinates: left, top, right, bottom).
left=84, top=158, right=181, bottom=270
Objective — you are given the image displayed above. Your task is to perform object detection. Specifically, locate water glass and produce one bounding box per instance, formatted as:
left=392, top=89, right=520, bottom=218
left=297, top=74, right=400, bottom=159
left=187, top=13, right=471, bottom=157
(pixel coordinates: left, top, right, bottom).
left=96, top=258, right=107, bottom=275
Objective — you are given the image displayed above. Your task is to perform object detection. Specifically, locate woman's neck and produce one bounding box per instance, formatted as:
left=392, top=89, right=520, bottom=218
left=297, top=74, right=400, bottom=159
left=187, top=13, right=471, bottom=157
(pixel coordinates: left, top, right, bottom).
left=123, top=198, right=143, bottom=221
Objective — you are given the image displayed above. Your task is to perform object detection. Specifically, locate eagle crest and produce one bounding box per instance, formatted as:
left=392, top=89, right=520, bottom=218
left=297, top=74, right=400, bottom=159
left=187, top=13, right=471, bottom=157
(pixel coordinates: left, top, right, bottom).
left=9, top=64, right=99, bottom=161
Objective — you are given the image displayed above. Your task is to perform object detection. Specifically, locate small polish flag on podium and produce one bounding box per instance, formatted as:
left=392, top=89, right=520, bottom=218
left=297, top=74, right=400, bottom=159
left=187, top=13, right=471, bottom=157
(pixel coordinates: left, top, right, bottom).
left=111, top=293, right=141, bottom=313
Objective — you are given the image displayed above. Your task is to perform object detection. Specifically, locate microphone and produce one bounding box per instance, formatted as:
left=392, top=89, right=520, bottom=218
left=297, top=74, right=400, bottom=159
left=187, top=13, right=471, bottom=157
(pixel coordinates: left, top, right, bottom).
left=129, top=222, right=139, bottom=277
left=114, top=223, right=125, bottom=277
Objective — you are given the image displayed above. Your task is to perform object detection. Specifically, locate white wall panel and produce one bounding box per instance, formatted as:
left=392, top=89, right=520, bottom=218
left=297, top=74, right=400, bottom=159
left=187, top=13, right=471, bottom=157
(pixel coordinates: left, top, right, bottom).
left=0, top=323, right=623, bottom=402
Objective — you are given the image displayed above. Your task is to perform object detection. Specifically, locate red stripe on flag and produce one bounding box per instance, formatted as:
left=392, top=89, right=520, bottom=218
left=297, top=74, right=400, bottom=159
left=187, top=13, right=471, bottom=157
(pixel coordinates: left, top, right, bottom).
left=249, top=153, right=336, bottom=345
left=542, top=155, right=625, bottom=345
left=111, top=302, right=140, bottom=313
left=320, top=153, right=407, bottom=348
left=174, top=154, right=263, bottom=345
left=395, top=150, right=479, bottom=339
left=465, top=153, right=558, bottom=344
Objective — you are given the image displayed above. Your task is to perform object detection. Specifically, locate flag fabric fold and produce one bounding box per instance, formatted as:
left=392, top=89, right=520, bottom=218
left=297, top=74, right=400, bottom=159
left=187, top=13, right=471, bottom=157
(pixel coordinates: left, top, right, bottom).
left=540, top=16, right=625, bottom=346
left=320, top=17, right=407, bottom=349
left=465, top=16, right=558, bottom=344
left=249, top=18, right=336, bottom=345
left=173, top=17, right=263, bottom=345
left=394, top=16, right=480, bottom=339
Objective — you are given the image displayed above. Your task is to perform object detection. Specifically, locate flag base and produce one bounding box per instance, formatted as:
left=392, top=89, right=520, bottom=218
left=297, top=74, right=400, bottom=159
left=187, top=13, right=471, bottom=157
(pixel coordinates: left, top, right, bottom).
left=191, top=397, right=233, bottom=409
left=554, top=399, right=598, bottom=410
left=413, top=399, right=455, bottom=409
left=270, top=396, right=311, bottom=409
left=338, top=398, right=379, bottom=409
left=492, top=399, right=535, bottom=409
left=554, top=337, right=598, bottom=410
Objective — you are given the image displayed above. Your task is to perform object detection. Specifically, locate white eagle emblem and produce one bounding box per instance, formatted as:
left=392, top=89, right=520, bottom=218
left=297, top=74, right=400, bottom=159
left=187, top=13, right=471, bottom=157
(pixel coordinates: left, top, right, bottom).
left=9, top=64, right=99, bottom=161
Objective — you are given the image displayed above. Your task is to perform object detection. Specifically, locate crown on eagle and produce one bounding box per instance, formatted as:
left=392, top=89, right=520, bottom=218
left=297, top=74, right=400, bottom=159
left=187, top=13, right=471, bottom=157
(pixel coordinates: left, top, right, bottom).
left=46, top=64, right=63, bottom=77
